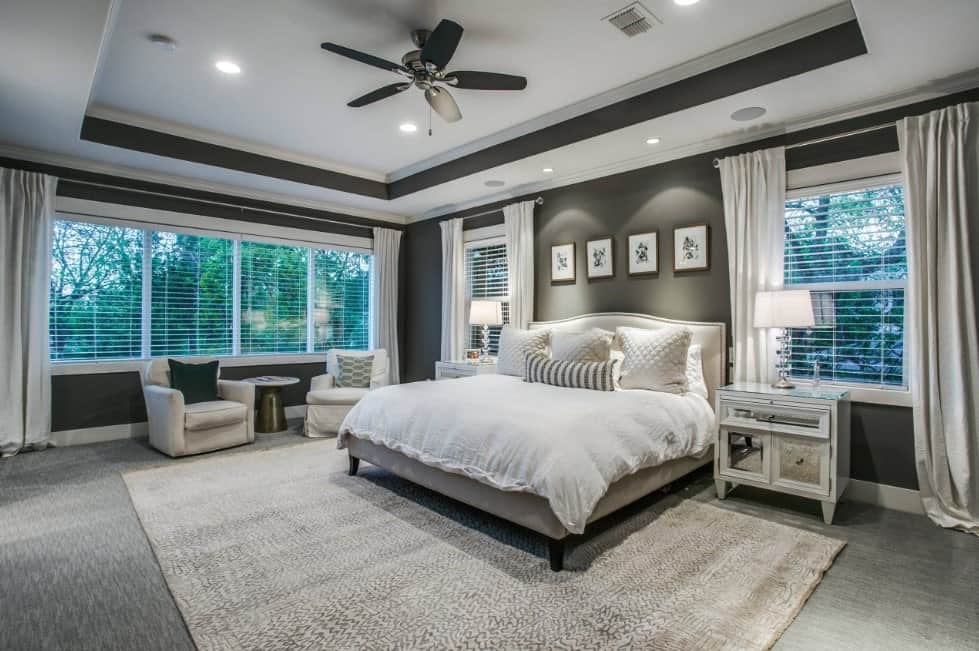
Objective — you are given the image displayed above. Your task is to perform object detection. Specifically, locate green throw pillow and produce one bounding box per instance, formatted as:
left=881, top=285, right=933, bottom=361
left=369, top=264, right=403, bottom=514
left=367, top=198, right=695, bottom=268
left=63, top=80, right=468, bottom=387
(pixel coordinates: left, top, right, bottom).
left=336, top=354, right=374, bottom=388
left=168, top=359, right=220, bottom=404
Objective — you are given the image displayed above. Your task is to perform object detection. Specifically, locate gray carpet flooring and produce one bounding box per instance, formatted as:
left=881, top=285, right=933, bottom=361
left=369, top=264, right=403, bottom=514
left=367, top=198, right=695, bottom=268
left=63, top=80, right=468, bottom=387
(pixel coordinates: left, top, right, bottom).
left=2, top=427, right=977, bottom=650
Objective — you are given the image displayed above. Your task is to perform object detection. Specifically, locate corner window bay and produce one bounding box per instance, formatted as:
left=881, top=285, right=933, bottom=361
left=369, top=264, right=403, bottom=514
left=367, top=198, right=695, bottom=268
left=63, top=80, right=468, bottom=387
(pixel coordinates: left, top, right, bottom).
left=50, top=217, right=371, bottom=362
left=783, top=181, right=907, bottom=389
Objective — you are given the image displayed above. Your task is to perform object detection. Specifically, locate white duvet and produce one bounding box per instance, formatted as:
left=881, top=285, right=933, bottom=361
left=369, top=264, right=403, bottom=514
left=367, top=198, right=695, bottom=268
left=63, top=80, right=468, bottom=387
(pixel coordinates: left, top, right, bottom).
left=337, top=375, right=715, bottom=534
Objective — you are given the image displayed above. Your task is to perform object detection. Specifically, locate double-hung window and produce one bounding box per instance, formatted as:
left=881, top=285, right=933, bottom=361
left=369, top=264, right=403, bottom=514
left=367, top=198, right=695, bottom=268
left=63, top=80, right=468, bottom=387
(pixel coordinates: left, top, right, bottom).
left=50, top=213, right=371, bottom=363
left=465, top=238, right=509, bottom=354
left=783, top=177, right=907, bottom=390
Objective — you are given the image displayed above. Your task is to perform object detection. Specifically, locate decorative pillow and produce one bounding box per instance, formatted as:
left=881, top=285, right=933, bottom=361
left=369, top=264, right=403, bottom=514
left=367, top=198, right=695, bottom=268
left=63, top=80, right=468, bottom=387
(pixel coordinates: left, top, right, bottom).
left=550, top=328, right=614, bottom=363
left=524, top=353, right=619, bottom=391
left=497, top=326, right=550, bottom=376
left=168, top=359, right=219, bottom=404
left=616, top=326, right=692, bottom=394
left=336, top=354, right=374, bottom=388
left=685, top=344, right=710, bottom=400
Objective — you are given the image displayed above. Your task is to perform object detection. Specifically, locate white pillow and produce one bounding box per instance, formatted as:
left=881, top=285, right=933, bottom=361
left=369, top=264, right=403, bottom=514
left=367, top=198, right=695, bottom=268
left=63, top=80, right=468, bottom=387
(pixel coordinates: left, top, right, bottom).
left=685, top=344, right=709, bottom=400
left=616, top=326, right=692, bottom=394
left=550, top=328, right=614, bottom=363
left=497, top=326, right=550, bottom=376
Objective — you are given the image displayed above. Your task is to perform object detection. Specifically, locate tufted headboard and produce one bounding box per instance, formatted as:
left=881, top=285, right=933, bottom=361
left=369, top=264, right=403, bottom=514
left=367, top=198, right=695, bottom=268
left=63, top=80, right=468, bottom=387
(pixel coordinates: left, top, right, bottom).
left=528, top=312, right=727, bottom=405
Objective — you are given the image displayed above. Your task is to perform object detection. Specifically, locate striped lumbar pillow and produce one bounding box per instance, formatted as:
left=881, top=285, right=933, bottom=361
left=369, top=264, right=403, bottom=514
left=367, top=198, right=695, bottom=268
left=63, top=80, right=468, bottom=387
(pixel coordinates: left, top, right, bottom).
left=524, top=352, right=619, bottom=391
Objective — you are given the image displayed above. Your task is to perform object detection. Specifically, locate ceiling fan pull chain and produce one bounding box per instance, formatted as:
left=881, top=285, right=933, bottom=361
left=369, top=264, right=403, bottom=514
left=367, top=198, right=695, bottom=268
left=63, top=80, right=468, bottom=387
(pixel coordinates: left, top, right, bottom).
left=428, top=103, right=433, bottom=137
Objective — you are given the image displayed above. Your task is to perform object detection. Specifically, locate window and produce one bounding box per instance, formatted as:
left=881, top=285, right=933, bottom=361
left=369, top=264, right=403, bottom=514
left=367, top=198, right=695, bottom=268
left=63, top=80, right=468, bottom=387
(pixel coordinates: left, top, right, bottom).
left=783, top=181, right=907, bottom=388
left=465, top=240, right=509, bottom=354
left=49, top=216, right=371, bottom=362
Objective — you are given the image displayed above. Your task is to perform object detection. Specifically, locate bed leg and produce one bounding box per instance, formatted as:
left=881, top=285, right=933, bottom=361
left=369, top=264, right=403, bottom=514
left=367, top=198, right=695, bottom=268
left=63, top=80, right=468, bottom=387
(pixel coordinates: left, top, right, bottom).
left=348, top=455, right=360, bottom=476
left=547, top=538, right=565, bottom=572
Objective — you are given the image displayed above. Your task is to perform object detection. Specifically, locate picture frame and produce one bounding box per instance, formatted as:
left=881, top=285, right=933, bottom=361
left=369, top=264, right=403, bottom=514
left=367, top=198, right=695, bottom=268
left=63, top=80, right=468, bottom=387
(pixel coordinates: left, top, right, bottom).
left=627, top=231, right=659, bottom=276
left=673, top=224, right=710, bottom=272
left=550, top=242, right=576, bottom=283
left=586, top=237, right=615, bottom=279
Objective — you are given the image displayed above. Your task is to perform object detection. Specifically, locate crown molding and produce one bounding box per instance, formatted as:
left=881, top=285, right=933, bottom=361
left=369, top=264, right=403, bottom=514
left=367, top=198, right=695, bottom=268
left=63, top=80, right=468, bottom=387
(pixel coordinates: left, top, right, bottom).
left=0, top=143, right=408, bottom=225
left=389, top=2, right=857, bottom=182
left=86, top=104, right=388, bottom=183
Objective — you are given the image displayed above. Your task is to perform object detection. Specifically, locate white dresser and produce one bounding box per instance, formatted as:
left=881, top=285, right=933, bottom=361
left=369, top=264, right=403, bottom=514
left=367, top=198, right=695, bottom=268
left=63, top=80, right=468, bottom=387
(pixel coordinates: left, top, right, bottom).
left=714, top=382, right=850, bottom=524
left=435, top=360, right=498, bottom=380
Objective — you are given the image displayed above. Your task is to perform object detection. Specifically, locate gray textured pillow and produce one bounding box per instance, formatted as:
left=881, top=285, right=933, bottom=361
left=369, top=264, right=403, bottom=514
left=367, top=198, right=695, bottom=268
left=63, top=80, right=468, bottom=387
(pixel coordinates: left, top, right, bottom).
left=524, top=353, right=618, bottom=391
left=336, top=354, right=374, bottom=388
left=616, top=326, right=692, bottom=394
left=497, top=326, right=550, bottom=376
left=550, top=328, right=614, bottom=363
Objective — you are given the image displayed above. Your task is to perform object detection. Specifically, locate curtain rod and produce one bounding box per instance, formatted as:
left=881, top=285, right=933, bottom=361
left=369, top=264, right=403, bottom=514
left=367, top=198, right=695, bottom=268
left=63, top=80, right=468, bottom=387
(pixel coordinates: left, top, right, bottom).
left=58, top=177, right=392, bottom=232
left=711, top=122, right=896, bottom=168
left=461, top=196, right=544, bottom=221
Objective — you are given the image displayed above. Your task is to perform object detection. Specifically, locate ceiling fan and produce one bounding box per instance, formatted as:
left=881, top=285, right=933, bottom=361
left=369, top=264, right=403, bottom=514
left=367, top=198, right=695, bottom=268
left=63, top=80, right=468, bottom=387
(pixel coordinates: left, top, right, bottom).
left=321, top=19, right=527, bottom=125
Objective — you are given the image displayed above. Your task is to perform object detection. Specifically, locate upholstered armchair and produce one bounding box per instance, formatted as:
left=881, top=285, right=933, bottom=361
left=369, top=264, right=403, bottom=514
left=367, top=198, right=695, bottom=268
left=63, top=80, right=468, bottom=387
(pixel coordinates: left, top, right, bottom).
left=305, top=349, right=389, bottom=438
left=141, top=358, right=256, bottom=457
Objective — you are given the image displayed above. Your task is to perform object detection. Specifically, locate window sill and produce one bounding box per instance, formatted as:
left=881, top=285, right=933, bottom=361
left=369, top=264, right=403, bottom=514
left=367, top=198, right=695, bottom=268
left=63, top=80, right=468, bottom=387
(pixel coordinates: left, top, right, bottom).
left=50, top=353, right=329, bottom=376
left=788, top=379, right=912, bottom=407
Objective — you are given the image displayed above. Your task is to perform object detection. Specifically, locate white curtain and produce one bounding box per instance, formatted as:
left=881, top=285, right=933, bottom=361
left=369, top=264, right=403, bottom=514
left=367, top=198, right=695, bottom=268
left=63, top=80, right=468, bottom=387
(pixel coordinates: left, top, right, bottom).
left=503, top=200, right=536, bottom=329
left=1, top=168, right=56, bottom=457
left=901, top=101, right=979, bottom=535
left=440, top=217, right=466, bottom=362
left=371, top=227, right=402, bottom=384
left=719, top=147, right=786, bottom=384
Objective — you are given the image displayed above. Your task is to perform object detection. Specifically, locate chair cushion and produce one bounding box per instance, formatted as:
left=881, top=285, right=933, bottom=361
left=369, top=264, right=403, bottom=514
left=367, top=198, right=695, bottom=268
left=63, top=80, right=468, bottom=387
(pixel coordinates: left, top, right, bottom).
left=306, top=388, right=369, bottom=406
left=184, top=400, right=247, bottom=431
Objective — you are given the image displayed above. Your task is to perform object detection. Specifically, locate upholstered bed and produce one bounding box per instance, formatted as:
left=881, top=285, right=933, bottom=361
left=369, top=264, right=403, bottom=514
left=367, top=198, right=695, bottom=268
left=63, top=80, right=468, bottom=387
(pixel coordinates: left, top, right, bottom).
left=339, top=312, right=726, bottom=570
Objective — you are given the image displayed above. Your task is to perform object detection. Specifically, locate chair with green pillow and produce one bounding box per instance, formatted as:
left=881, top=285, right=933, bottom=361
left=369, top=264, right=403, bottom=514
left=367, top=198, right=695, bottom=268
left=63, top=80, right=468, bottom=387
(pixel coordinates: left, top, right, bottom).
left=141, top=357, right=256, bottom=457
left=304, top=349, right=389, bottom=438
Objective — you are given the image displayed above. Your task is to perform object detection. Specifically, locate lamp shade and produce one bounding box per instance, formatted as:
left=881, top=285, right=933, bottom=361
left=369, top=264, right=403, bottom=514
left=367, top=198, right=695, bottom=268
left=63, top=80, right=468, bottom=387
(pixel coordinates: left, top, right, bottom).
left=469, top=300, right=503, bottom=326
left=754, top=290, right=815, bottom=328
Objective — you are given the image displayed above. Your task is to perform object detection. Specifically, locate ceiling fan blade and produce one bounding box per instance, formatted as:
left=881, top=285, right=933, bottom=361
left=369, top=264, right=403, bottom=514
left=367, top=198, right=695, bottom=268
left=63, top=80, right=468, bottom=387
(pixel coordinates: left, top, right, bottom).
left=321, top=42, right=408, bottom=75
left=446, top=71, right=527, bottom=91
left=420, top=19, right=463, bottom=69
left=347, top=83, right=411, bottom=107
left=425, top=87, right=462, bottom=123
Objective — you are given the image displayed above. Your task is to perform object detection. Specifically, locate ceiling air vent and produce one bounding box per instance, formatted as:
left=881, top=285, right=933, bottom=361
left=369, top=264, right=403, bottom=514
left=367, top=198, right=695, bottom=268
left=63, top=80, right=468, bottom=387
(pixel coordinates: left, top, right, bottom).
left=603, top=2, right=660, bottom=37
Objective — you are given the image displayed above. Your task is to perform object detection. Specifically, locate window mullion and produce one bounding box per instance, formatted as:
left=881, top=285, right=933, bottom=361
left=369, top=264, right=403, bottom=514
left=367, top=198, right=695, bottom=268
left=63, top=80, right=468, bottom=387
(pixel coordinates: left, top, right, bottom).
left=232, top=239, right=241, bottom=356
left=141, top=230, right=152, bottom=359
left=307, top=248, right=315, bottom=353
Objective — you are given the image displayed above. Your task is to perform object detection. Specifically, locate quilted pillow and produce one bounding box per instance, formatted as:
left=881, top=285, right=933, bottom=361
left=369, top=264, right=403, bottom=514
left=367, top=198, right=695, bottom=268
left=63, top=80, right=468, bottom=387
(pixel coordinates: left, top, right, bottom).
left=616, top=326, right=692, bottom=394
left=550, top=328, right=614, bottom=363
left=336, top=354, right=374, bottom=388
left=524, top=353, right=619, bottom=391
left=685, top=344, right=710, bottom=400
left=497, top=326, right=550, bottom=376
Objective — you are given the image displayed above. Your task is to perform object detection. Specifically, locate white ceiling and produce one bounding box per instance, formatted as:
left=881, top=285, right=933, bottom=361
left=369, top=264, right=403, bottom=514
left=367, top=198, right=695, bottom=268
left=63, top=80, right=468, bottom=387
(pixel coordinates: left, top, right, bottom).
left=2, top=0, right=979, bottom=222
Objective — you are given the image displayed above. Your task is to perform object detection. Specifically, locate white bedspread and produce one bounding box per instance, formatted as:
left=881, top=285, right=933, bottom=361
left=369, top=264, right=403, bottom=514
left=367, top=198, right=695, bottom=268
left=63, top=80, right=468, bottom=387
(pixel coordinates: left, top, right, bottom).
left=337, top=375, right=715, bottom=534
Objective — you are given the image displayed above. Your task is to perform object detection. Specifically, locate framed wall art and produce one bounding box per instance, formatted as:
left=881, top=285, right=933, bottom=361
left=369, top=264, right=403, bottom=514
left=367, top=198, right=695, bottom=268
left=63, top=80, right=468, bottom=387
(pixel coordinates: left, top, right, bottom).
left=550, top=242, right=576, bottom=283
left=586, top=237, right=614, bottom=279
left=673, top=224, right=710, bottom=272
left=627, top=231, right=659, bottom=276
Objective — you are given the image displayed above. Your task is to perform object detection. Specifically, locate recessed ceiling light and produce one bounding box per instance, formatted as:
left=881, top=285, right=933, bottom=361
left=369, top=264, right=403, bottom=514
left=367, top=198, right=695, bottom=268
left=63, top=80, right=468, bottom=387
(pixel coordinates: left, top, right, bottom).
left=542, top=167, right=554, bottom=174
left=731, top=106, right=767, bottom=122
left=399, top=122, right=418, bottom=133
left=645, top=137, right=661, bottom=145
left=215, top=60, right=241, bottom=74
left=484, top=180, right=505, bottom=187
left=674, top=0, right=700, bottom=6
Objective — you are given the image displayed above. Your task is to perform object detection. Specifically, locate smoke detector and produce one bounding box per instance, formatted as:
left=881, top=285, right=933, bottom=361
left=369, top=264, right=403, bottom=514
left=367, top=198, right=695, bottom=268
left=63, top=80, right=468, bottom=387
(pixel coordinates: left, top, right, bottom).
left=603, top=2, right=661, bottom=38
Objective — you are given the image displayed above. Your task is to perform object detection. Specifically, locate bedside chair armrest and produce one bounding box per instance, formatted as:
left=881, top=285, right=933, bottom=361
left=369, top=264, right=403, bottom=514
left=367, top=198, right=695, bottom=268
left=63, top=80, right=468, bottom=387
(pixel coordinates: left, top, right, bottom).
left=143, top=385, right=186, bottom=457
left=218, top=379, right=256, bottom=440
left=310, top=374, right=336, bottom=391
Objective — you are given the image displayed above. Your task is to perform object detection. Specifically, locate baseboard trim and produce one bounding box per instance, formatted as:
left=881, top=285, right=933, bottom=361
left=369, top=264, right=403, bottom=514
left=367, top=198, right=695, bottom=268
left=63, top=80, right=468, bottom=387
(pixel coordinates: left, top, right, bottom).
left=844, top=479, right=924, bottom=515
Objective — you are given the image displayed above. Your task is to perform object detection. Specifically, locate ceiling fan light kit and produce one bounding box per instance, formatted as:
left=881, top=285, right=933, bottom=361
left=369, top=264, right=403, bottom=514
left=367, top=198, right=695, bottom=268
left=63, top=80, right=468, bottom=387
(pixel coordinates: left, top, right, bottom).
left=321, top=19, right=528, bottom=125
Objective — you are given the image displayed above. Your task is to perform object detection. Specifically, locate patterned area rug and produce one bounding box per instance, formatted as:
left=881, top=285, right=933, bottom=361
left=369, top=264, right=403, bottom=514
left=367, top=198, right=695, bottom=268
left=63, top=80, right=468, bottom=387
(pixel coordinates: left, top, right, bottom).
left=123, top=441, right=845, bottom=650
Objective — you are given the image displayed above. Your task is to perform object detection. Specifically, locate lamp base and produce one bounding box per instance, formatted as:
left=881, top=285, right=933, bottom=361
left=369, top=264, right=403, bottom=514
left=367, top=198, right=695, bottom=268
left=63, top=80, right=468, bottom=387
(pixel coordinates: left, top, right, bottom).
left=770, top=377, right=795, bottom=390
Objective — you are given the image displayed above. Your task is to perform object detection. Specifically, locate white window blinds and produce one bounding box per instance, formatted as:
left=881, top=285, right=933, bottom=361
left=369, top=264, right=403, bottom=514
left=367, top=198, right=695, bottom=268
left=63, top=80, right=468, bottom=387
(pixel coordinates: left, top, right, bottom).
left=783, top=182, right=907, bottom=387
left=466, top=241, right=509, bottom=354
left=151, top=231, right=234, bottom=356
left=239, top=241, right=309, bottom=354
left=50, top=220, right=143, bottom=361
left=312, top=249, right=371, bottom=351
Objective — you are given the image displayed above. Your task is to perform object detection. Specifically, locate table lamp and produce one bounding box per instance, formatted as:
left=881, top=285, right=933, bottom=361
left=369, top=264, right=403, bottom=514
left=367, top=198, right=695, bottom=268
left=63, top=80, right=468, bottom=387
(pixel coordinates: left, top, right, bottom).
left=754, top=290, right=814, bottom=389
left=469, top=300, right=503, bottom=363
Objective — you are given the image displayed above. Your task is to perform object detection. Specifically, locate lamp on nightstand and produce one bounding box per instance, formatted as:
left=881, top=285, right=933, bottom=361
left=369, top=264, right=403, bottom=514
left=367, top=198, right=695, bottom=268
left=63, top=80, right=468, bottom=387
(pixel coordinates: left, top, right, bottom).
left=469, top=300, right=503, bottom=363
left=754, top=289, right=815, bottom=389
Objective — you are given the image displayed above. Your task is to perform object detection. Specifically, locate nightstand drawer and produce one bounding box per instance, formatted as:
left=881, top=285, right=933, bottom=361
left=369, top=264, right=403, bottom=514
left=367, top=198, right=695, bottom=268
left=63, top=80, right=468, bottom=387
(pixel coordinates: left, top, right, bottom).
left=718, top=430, right=771, bottom=484
left=773, top=435, right=831, bottom=496
left=719, top=399, right=830, bottom=440
left=437, top=367, right=475, bottom=379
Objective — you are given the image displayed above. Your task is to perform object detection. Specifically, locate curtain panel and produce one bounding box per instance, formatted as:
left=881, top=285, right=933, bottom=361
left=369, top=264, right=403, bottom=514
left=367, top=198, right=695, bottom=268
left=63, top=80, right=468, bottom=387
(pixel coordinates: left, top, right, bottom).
left=503, top=200, right=536, bottom=329
left=371, top=227, right=402, bottom=384
left=440, top=218, right=466, bottom=362
left=718, top=147, right=787, bottom=384
left=0, top=167, right=56, bottom=457
left=901, top=101, right=979, bottom=535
